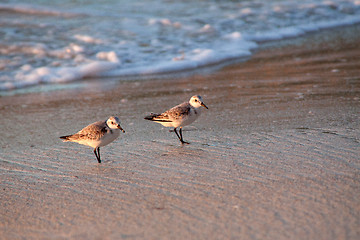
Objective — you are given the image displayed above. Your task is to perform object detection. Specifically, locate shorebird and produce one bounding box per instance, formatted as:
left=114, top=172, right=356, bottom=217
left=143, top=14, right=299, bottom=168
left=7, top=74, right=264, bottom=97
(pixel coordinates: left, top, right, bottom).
left=60, top=116, right=125, bottom=163
left=144, top=95, right=208, bottom=144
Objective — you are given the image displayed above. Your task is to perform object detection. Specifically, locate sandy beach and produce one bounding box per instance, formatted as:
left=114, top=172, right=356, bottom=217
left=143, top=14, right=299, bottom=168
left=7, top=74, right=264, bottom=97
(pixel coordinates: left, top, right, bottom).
left=1, top=24, right=359, bottom=239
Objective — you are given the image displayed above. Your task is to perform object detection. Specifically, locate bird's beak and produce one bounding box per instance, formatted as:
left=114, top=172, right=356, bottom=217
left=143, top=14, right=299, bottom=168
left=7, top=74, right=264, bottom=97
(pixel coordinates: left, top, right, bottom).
left=201, top=102, right=208, bottom=109
left=117, top=125, right=125, bottom=133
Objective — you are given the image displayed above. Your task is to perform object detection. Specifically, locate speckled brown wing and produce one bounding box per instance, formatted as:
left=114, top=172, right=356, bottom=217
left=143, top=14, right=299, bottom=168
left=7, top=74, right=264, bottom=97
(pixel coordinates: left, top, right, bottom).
left=68, top=121, right=108, bottom=141
left=164, top=102, right=191, bottom=121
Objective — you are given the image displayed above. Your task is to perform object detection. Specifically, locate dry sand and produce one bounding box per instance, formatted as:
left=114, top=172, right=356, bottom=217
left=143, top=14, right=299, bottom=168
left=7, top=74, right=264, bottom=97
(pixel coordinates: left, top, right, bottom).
left=1, top=25, right=359, bottom=239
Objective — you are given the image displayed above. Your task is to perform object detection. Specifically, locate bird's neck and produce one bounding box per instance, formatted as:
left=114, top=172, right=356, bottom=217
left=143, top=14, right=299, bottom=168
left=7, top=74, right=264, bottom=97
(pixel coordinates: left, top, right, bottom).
left=193, top=106, right=202, bottom=115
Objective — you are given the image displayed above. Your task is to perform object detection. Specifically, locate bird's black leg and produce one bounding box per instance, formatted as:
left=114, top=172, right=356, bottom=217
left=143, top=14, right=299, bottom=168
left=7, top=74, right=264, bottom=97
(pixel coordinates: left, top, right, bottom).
left=94, top=148, right=101, bottom=163
left=174, top=128, right=182, bottom=142
left=93, top=148, right=97, bottom=159
left=179, top=127, right=189, bottom=144
left=97, top=147, right=101, bottom=163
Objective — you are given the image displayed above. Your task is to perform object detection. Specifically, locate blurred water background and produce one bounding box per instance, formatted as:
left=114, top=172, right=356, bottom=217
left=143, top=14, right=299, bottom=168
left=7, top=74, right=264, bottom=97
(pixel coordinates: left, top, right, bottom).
left=1, top=0, right=359, bottom=91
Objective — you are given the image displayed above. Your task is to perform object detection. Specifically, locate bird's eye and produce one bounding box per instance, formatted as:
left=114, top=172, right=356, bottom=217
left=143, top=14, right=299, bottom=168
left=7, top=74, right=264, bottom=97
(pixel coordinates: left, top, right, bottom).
left=111, top=122, right=114, bottom=124
left=195, top=99, right=198, bottom=102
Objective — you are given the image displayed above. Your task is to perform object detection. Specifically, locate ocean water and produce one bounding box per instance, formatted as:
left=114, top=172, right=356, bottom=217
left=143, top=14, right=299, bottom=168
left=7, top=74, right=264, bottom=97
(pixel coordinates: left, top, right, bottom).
left=1, top=0, right=360, bottom=91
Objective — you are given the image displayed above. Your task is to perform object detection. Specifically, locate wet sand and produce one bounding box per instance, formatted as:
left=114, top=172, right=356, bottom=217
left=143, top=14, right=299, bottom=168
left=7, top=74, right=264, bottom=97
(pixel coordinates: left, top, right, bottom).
left=1, top=25, right=360, bottom=239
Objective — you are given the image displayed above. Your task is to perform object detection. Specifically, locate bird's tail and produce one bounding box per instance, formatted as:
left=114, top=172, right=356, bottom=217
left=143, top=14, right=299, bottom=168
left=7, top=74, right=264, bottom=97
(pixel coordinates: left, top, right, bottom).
left=144, top=113, right=172, bottom=122
left=144, top=113, right=159, bottom=121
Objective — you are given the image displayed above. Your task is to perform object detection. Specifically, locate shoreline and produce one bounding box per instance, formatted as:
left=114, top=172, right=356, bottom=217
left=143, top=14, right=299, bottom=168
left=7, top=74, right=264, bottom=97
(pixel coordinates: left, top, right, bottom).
left=1, top=23, right=359, bottom=98
left=1, top=23, right=359, bottom=239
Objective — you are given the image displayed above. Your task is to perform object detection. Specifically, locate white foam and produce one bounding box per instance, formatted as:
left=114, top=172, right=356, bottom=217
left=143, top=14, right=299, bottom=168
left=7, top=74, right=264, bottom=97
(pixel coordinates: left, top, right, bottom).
left=0, top=61, right=119, bottom=91
left=74, top=35, right=104, bottom=44
left=1, top=0, right=360, bottom=91
left=148, top=18, right=181, bottom=28
left=198, top=24, right=216, bottom=34
left=0, top=3, right=81, bottom=17
left=103, top=37, right=257, bottom=78
left=96, top=51, right=120, bottom=63
left=248, top=15, right=360, bottom=42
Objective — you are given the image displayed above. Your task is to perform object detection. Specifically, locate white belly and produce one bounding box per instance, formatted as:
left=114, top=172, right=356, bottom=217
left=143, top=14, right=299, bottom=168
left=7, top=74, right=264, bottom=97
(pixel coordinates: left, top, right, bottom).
left=81, top=129, right=120, bottom=148
left=158, top=108, right=201, bottom=128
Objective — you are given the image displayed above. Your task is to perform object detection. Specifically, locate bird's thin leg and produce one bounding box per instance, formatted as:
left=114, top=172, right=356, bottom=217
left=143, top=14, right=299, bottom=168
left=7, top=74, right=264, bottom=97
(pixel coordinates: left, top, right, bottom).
left=179, top=127, right=189, bottom=144
left=94, top=148, right=101, bottom=163
left=174, top=128, right=182, bottom=142
left=93, top=148, right=98, bottom=159
left=97, top=147, right=101, bottom=163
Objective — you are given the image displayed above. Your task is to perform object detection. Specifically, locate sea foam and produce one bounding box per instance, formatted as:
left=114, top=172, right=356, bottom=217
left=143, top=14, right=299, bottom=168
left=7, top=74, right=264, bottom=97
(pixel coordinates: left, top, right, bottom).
left=1, top=0, right=360, bottom=91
